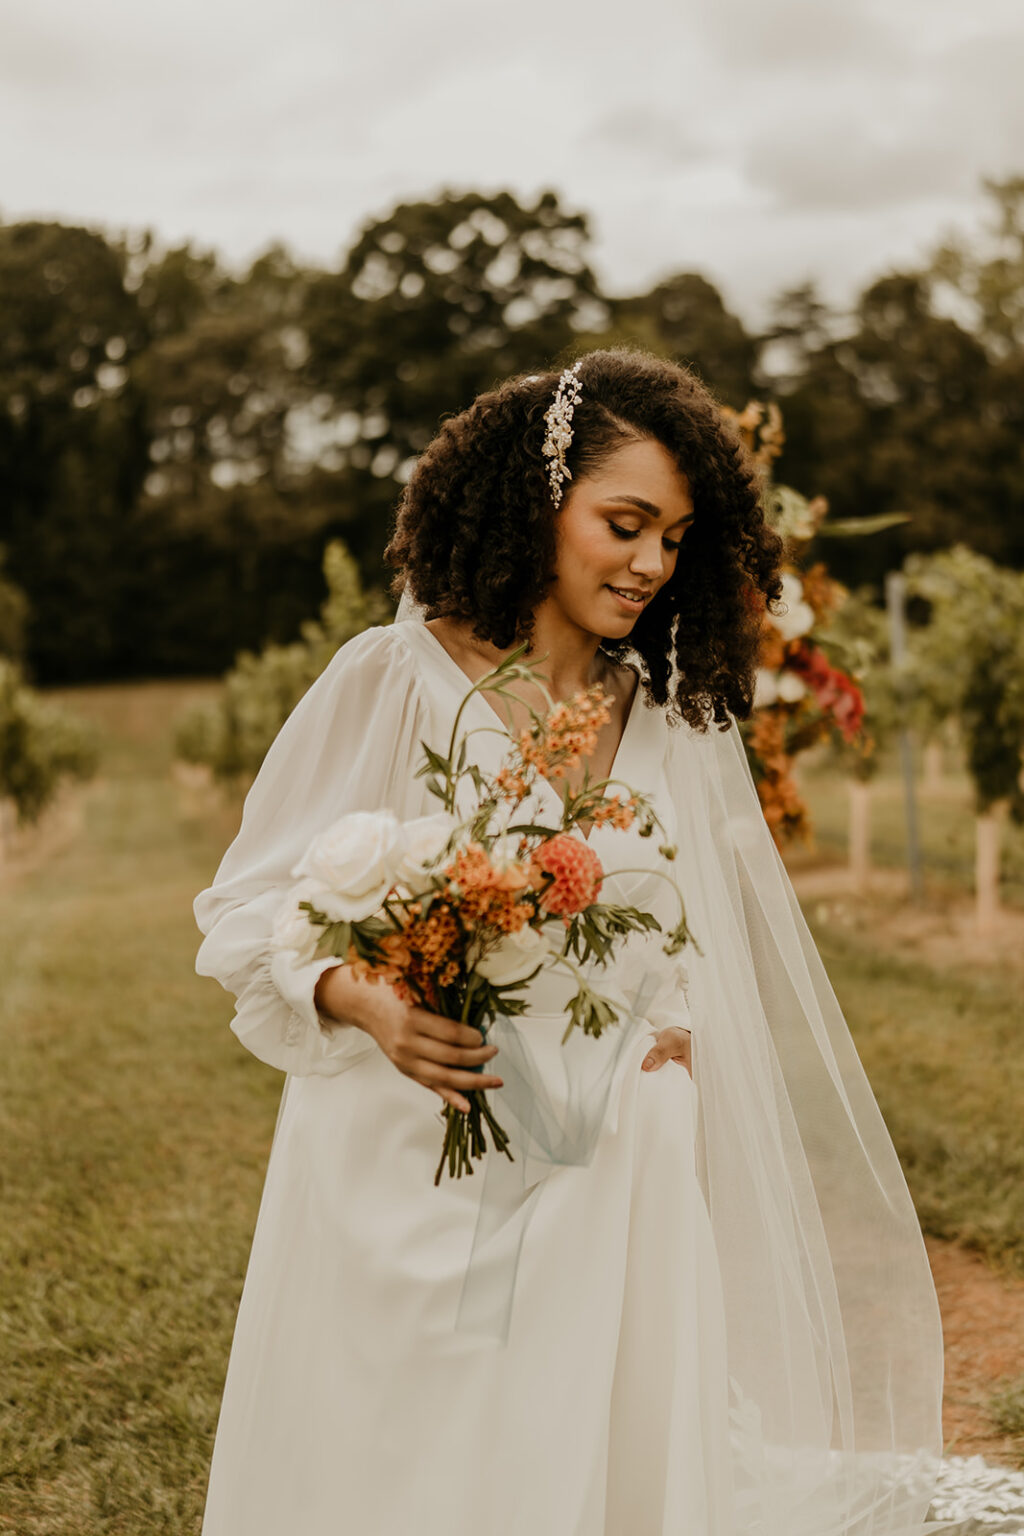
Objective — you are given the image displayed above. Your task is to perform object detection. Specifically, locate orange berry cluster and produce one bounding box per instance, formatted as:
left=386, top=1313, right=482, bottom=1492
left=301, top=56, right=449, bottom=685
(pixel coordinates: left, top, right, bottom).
left=445, top=842, right=534, bottom=934
left=585, top=793, right=637, bottom=831
left=347, top=904, right=463, bottom=1007
left=517, top=685, right=612, bottom=782
left=748, top=713, right=808, bottom=842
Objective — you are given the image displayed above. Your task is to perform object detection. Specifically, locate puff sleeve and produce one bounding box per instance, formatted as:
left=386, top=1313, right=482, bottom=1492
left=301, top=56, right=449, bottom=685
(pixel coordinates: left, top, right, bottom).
left=193, top=625, right=432, bottom=1076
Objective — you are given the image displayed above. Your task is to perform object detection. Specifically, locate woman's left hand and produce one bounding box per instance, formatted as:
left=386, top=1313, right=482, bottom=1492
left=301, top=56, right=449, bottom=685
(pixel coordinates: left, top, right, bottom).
left=641, top=1026, right=692, bottom=1078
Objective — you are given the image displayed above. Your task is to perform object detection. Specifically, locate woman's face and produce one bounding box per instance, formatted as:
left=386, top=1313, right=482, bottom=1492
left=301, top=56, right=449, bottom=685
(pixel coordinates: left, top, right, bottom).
left=547, top=437, right=695, bottom=639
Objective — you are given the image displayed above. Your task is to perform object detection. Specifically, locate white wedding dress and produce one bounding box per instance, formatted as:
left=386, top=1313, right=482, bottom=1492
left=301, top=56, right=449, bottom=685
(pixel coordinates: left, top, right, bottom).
left=194, top=619, right=946, bottom=1536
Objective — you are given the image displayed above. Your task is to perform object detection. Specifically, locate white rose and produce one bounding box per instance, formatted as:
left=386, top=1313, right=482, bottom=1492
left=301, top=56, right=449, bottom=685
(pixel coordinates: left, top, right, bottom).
left=291, top=810, right=406, bottom=922
left=475, top=924, right=552, bottom=987
left=753, top=668, right=780, bottom=708
left=772, top=573, right=815, bottom=642
left=271, top=880, right=324, bottom=965
left=777, top=670, right=808, bottom=703
left=395, top=812, right=457, bottom=885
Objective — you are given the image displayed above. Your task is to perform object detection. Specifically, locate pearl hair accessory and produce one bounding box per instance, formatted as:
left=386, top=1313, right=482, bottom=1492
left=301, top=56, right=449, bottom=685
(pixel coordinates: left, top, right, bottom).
left=541, top=359, right=584, bottom=507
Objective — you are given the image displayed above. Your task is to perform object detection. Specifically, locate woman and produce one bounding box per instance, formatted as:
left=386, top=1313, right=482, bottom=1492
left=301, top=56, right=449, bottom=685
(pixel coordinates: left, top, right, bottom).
left=194, top=348, right=944, bottom=1535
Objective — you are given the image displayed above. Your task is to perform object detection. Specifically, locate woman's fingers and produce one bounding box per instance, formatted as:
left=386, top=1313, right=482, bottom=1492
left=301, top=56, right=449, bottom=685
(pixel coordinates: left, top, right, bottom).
left=418, top=1059, right=504, bottom=1092
left=641, top=1026, right=692, bottom=1076
left=434, top=1086, right=472, bottom=1114
left=412, top=1008, right=490, bottom=1050
left=414, top=1031, right=499, bottom=1068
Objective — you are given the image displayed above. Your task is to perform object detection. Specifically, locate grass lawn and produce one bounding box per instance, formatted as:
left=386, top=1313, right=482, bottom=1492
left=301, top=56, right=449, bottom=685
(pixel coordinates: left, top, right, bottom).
left=0, top=683, right=278, bottom=1534
left=1, top=682, right=1022, bottom=1531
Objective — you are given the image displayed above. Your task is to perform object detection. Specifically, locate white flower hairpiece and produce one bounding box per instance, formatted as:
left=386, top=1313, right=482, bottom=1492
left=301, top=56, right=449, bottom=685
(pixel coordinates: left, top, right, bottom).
left=541, top=359, right=584, bottom=507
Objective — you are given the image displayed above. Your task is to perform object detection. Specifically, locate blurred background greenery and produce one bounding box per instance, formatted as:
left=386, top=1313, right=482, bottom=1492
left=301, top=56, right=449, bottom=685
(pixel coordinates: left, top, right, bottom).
left=2, top=176, right=1022, bottom=687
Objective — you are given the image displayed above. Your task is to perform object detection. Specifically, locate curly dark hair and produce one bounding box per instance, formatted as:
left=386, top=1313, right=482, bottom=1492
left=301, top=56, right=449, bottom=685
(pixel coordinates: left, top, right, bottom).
left=384, top=345, right=783, bottom=730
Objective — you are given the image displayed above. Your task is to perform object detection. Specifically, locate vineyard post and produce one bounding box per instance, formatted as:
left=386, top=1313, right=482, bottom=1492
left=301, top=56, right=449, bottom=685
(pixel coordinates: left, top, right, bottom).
left=885, top=572, right=924, bottom=903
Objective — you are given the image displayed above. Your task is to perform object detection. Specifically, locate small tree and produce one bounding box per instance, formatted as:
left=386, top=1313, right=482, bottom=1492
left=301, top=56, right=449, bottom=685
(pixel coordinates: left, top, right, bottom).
left=904, top=546, right=1024, bottom=933
left=174, top=539, right=390, bottom=785
left=0, top=658, right=99, bottom=830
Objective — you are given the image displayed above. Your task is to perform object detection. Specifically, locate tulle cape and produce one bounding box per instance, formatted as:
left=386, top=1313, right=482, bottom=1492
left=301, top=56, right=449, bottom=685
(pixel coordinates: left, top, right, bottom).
left=194, top=606, right=948, bottom=1536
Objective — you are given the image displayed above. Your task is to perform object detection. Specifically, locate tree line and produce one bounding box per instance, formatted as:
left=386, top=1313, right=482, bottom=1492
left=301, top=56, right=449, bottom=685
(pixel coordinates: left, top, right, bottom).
left=2, top=177, right=1022, bottom=684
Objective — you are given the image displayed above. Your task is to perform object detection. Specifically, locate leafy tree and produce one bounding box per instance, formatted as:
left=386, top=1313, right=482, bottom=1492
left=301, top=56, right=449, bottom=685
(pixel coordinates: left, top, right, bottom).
left=770, top=270, right=1022, bottom=585
left=302, top=189, right=608, bottom=572
left=930, top=175, right=1024, bottom=359
left=612, top=272, right=756, bottom=407
left=0, top=221, right=150, bottom=681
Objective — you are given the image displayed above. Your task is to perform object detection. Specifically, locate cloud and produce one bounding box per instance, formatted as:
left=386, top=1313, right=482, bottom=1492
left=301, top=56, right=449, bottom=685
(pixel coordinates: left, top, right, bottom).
left=581, top=108, right=708, bottom=168
left=745, top=121, right=979, bottom=212
left=688, top=0, right=910, bottom=74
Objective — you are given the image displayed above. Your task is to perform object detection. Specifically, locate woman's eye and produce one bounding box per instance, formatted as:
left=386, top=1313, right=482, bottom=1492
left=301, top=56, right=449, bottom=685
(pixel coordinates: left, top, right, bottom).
left=610, top=521, right=683, bottom=553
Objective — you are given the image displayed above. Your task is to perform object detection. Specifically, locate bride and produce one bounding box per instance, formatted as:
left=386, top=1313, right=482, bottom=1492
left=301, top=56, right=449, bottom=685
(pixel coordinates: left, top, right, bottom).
left=193, top=347, right=945, bottom=1535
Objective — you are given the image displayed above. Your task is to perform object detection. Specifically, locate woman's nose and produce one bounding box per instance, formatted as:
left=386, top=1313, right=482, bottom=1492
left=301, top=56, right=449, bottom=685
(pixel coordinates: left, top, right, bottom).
left=629, top=540, right=666, bottom=579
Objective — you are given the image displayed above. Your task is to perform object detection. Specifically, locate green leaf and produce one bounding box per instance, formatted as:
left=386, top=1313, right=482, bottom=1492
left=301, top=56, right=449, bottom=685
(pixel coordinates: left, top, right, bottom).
left=818, top=513, right=912, bottom=538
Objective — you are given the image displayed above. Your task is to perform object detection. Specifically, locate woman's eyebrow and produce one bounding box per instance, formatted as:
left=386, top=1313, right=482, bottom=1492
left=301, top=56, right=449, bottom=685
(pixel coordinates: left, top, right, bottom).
left=605, top=494, right=696, bottom=528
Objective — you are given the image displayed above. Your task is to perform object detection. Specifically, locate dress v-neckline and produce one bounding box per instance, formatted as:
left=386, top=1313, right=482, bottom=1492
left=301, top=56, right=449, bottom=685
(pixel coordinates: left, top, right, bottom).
left=399, top=619, right=646, bottom=843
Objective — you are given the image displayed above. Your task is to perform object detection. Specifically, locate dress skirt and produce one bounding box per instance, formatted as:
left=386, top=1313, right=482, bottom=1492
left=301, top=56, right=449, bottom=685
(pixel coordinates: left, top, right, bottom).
left=200, top=1011, right=735, bottom=1536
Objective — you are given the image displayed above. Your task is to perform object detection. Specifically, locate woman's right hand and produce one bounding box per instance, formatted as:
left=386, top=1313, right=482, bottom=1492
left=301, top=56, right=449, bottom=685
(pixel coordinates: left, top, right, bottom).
left=314, top=964, right=503, bottom=1114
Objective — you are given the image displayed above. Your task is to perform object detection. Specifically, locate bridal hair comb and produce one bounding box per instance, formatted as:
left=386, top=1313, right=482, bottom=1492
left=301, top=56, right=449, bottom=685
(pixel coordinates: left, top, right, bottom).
left=542, top=359, right=584, bottom=507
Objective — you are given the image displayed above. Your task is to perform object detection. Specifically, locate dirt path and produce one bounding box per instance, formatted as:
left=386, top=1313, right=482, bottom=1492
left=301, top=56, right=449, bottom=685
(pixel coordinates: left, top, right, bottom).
left=787, top=860, right=1024, bottom=979
left=928, top=1237, right=1024, bottom=1467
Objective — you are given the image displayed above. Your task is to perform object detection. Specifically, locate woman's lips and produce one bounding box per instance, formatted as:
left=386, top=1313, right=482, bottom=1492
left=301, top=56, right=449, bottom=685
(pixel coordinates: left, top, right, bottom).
left=605, top=584, right=649, bottom=610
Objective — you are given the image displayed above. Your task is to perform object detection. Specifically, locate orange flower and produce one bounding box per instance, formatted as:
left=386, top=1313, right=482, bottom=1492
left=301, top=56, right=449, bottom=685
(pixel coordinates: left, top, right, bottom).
left=530, top=833, right=604, bottom=915
left=587, top=793, right=637, bottom=830
left=518, top=686, right=612, bottom=781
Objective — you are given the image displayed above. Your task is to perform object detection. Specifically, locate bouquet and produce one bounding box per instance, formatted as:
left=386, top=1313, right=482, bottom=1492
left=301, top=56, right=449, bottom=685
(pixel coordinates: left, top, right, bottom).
left=273, top=644, right=692, bottom=1185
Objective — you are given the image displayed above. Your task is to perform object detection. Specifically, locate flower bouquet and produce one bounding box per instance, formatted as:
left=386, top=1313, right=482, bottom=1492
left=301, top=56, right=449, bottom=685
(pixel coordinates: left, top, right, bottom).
left=273, top=644, right=692, bottom=1185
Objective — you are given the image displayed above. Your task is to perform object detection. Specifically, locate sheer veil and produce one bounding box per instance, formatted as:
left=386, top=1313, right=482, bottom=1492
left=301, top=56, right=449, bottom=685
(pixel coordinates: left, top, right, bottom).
left=395, top=588, right=947, bottom=1535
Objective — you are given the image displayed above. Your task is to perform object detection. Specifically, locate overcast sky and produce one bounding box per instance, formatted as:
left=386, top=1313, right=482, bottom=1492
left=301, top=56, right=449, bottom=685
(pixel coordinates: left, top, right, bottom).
left=1, top=0, right=1021, bottom=328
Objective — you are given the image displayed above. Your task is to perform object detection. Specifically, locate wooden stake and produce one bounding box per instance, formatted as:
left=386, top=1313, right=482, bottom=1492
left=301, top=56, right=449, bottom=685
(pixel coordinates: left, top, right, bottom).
left=848, top=779, right=871, bottom=893
left=975, top=801, right=1006, bottom=937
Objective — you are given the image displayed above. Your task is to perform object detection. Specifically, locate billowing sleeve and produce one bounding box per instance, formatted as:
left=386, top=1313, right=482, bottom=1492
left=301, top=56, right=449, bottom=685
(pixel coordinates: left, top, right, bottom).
left=193, top=625, right=431, bottom=1076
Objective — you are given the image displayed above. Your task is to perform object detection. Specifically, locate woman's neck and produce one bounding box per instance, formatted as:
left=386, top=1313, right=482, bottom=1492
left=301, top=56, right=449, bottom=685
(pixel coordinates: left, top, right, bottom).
left=427, top=604, right=609, bottom=701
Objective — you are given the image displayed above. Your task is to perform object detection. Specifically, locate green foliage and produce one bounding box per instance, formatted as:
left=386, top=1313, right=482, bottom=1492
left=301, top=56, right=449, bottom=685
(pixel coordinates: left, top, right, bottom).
left=766, top=182, right=1024, bottom=589
left=612, top=272, right=756, bottom=408
left=904, top=547, right=1024, bottom=812
left=303, top=188, right=608, bottom=467
left=930, top=175, right=1024, bottom=358
left=0, top=221, right=151, bottom=681
left=173, top=539, right=389, bottom=781
left=0, top=657, right=99, bottom=823
left=3, top=175, right=1024, bottom=686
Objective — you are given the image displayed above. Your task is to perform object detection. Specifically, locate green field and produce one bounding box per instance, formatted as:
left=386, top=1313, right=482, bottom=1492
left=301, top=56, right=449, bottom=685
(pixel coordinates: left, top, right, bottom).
left=1, top=684, right=1022, bottom=1532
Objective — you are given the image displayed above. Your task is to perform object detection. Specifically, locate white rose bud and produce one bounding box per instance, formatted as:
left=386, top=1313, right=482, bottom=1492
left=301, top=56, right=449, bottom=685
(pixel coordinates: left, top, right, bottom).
left=777, top=670, right=808, bottom=703
left=772, top=572, right=816, bottom=642
left=395, top=812, right=458, bottom=886
left=475, top=924, right=552, bottom=987
left=291, top=810, right=406, bottom=922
